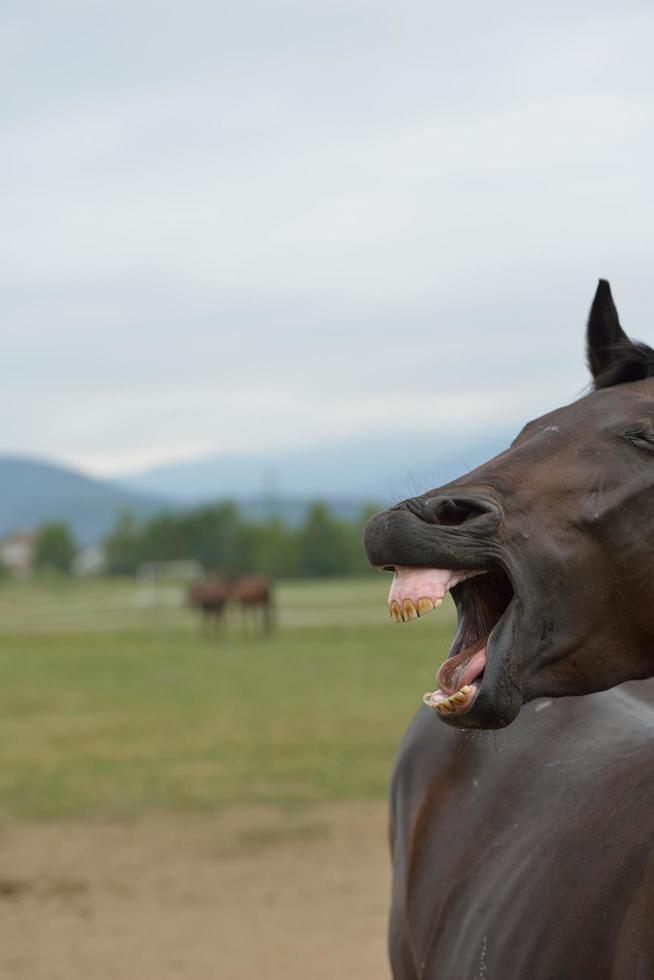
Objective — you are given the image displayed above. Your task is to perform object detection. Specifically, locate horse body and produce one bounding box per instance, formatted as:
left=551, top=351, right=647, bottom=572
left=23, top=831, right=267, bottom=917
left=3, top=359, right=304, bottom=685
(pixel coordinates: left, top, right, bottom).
left=391, top=684, right=654, bottom=980
left=189, top=574, right=273, bottom=633
left=230, top=574, right=273, bottom=632
left=364, top=282, right=654, bottom=978
left=188, top=575, right=230, bottom=630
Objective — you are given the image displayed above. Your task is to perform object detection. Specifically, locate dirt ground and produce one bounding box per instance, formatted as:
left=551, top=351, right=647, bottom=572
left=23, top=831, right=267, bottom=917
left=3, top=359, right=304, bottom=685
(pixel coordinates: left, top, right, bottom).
left=0, top=803, right=391, bottom=980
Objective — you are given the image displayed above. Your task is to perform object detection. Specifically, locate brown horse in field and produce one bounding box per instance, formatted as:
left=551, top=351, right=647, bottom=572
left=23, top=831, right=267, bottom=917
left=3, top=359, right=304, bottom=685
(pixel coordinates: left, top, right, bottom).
left=188, top=575, right=230, bottom=634
left=364, top=281, right=654, bottom=979
left=189, top=574, right=273, bottom=635
left=230, top=575, right=274, bottom=633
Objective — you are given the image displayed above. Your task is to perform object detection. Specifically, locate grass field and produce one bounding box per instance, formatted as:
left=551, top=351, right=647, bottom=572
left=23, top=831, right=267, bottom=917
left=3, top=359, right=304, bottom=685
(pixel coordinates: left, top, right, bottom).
left=0, top=576, right=456, bottom=978
left=0, top=576, right=456, bottom=819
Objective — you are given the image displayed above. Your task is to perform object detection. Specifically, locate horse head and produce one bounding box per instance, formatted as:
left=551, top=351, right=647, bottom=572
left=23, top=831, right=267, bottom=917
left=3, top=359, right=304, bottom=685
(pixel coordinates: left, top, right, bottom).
left=364, top=281, right=654, bottom=729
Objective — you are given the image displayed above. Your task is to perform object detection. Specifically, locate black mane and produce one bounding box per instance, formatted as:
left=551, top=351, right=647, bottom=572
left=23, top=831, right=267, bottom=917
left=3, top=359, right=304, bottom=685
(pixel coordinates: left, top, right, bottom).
left=593, top=339, right=654, bottom=390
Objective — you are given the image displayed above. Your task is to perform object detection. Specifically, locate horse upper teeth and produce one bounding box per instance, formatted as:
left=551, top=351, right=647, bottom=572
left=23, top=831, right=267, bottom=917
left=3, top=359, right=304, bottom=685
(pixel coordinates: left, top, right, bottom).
left=402, top=598, right=418, bottom=621
left=389, top=596, right=442, bottom=622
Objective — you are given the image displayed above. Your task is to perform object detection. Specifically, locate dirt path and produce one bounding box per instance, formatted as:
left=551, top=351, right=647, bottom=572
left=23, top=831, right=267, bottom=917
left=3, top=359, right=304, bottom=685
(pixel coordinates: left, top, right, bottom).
left=0, top=803, right=391, bottom=980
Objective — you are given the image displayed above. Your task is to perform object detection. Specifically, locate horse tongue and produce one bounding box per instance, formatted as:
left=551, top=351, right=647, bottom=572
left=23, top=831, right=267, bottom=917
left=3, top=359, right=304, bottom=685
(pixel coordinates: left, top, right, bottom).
left=436, top=641, right=487, bottom=695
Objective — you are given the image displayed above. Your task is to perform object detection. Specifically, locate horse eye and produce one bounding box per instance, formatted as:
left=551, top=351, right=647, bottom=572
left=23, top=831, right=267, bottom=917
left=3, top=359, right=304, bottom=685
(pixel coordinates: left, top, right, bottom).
left=624, top=428, right=654, bottom=452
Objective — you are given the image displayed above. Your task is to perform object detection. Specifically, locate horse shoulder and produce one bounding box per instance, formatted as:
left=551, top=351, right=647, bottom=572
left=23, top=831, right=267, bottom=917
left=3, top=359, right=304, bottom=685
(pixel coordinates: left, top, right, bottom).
left=390, top=692, right=654, bottom=980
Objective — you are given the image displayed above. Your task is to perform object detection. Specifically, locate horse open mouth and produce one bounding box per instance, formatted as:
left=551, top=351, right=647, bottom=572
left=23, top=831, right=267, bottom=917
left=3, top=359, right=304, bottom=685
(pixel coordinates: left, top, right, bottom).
left=387, top=565, right=515, bottom=721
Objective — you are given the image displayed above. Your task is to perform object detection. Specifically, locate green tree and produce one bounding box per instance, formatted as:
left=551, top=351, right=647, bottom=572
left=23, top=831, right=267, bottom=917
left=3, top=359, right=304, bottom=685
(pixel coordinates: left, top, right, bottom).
left=34, top=523, right=76, bottom=573
left=248, top=518, right=299, bottom=578
left=343, top=503, right=382, bottom=576
left=102, top=500, right=383, bottom=580
left=104, top=512, right=141, bottom=575
left=297, top=503, right=352, bottom=577
left=183, top=503, right=252, bottom=572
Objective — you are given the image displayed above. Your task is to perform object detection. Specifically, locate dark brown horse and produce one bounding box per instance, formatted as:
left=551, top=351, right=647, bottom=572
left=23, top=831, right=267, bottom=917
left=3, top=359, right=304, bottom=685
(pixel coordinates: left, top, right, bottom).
left=364, top=281, right=654, bottom=979
left=188, top=575, right=230, bottom=633
left=230, top=574, right=274, bottom=633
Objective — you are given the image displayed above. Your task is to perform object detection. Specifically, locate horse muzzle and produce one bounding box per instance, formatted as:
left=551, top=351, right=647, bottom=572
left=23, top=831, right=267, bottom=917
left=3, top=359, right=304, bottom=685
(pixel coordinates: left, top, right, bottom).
left=363, top=493, right=503, bottom=571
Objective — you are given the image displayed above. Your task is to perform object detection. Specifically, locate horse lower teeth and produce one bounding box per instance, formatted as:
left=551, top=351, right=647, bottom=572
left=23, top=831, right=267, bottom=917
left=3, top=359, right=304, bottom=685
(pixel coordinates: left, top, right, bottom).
left=423, top=684, right=474, bottom=713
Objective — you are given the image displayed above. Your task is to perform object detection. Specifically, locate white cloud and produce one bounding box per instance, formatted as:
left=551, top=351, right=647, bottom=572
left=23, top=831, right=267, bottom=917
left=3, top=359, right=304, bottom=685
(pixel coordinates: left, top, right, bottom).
left=2, top=0, right=654, bottom=475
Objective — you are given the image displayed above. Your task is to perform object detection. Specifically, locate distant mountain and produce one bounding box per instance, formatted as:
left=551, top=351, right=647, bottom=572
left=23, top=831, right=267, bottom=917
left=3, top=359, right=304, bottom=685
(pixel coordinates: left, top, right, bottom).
left=115, top=430, right=513, bottom=507
left=0, top=429, right=516, bottom=548
left=0, top=456, right=168, bottom=545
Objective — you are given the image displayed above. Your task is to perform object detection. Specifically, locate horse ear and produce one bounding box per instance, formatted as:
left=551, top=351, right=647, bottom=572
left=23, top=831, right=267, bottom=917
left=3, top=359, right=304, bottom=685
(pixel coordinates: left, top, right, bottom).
left=586, top=280, right=631, bottom=379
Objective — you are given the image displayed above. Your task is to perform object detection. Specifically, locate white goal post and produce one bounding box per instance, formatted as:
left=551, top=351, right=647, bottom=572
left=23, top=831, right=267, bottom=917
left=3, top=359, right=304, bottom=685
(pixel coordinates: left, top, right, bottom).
left=135, top=560, right=204, bottom=609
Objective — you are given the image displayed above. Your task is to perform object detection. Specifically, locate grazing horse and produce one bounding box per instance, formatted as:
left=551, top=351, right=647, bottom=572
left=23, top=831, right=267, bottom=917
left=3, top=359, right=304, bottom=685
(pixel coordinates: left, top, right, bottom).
left=364, top=281, right=654, bottom=979
left=188, top=575, right=230, bottom=634
left=230, top=575, right=274, bottom=633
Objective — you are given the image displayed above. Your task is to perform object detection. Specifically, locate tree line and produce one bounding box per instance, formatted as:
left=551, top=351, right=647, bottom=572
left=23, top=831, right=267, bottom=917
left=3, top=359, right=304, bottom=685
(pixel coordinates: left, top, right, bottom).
left=30, top=502, right=380, bottom=578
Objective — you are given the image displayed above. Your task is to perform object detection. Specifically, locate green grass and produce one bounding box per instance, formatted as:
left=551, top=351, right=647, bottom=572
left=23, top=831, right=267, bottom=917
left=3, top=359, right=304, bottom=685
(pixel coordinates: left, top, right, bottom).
left=0, top=577, right=455, bottom=818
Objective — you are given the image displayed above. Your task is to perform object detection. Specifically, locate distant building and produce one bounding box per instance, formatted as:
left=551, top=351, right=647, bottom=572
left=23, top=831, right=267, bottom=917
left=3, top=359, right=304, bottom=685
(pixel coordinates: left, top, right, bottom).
left=0, top=530, right=35, bottom=575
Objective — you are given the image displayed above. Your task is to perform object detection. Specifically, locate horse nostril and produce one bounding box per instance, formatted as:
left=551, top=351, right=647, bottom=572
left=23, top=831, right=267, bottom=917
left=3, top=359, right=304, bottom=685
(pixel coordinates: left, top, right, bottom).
left=423, top=495, right=495, bottom=527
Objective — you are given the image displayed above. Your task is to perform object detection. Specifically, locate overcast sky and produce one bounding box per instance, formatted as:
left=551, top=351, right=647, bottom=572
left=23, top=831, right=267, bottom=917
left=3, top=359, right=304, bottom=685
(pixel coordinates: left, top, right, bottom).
left=3, top=0, right=654, bottom=476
